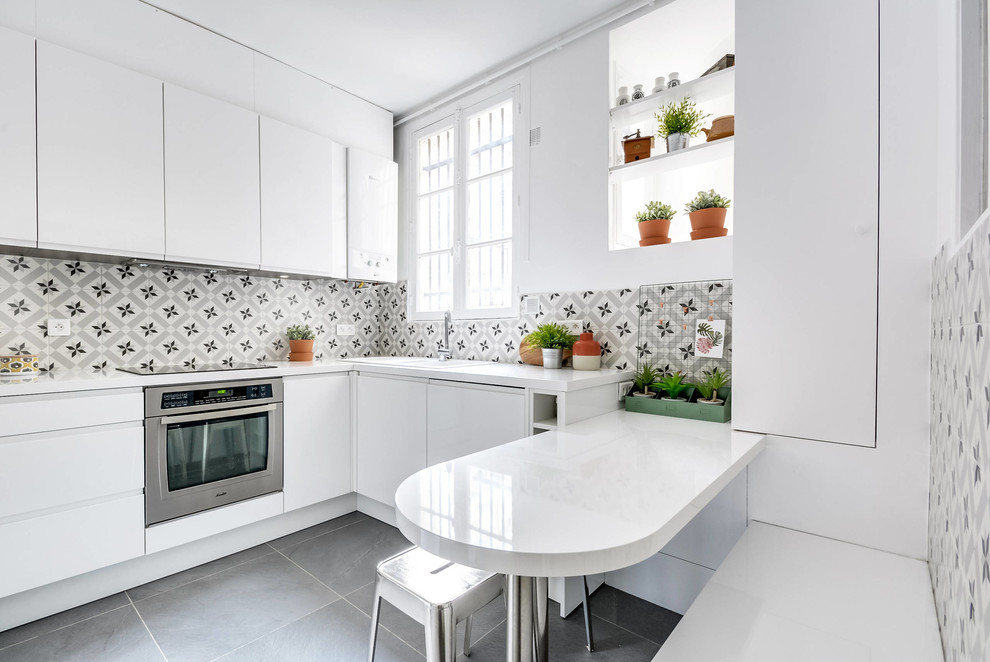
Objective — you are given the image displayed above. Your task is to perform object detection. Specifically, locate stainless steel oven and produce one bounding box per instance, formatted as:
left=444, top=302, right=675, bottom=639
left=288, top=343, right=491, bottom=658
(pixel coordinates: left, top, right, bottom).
left=145, top=378, right=283, bottom=526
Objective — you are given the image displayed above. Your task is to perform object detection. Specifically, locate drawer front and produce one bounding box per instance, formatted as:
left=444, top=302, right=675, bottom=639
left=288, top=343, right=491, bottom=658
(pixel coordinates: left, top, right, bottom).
left=0, top=495, right=145, bottom=598
left=0, top=423, right=143, bottom=520
left=0, top=389, right=143, bottom=437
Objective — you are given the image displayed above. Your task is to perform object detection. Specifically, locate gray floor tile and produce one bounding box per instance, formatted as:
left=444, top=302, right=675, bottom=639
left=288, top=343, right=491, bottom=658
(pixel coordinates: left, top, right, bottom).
left=347, top=581, right=506, bottom=657
left=134, top=553, right=339, bottom=662
left=0, top=592, right=130, bottom=650
left=267, top=511, right=368, bottom=551
left=589, top=585, right=681, bottom=646
left=216, top=599, right=423, bottom=662
left=127, top=544, right=275, bottom=602
left=279, top=517, right=413, bottom=596
left=0, top=606, right=163, bottom=662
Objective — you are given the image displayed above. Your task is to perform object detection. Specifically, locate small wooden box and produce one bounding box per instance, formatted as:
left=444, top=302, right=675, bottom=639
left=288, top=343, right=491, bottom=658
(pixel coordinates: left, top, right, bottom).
left=622, top=136, right=653, bottom=163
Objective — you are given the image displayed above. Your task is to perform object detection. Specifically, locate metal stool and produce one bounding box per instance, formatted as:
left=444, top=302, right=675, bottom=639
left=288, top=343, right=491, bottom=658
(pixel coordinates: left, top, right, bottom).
left=369, top=547, right=505, bottom=662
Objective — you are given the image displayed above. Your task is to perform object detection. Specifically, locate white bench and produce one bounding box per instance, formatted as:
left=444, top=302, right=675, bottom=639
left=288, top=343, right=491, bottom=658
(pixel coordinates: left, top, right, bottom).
left=654, top=522, right=943, bottom=662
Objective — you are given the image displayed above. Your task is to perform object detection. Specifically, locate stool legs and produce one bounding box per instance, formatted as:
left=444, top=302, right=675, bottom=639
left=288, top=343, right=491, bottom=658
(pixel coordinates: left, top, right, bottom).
left=425, top=603, right=455, bottom=662
left=582, top=575, right=595, bottom=652
left=463, top=614, right=473, bottom=657
left=368, top=591, right=382, bottom=662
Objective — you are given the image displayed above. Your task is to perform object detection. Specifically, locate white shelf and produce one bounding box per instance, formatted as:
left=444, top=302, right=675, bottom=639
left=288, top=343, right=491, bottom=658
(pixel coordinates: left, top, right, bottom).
left=610, top=67, right=735, bottom=127
left=532, top=419, right=559, bottom=430
left=609, top=136, right=734, bottom=183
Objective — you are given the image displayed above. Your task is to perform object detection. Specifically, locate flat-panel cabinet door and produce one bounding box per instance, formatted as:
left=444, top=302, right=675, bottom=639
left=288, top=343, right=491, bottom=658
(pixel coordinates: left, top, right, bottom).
left=0, top=26, right=36, bottom=248
left=37, top=42, right=165, bottom=259
left=164, top=83, right=260, bottom=269
left=356, top=374, right=427, bottom=508
left=733, top=0, right=879, bottom=447
left=260, top=117, right=345, bottom=277
left=427, top=381, right=527, bottom=464
left=347, top=148, right=397, bottom=282
left=283, top=373, right=351, bottom=512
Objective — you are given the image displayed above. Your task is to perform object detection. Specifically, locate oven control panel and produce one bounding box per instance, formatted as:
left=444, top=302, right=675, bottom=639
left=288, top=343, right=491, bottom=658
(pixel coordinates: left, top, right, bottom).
left=160, top=383, right=275, bottom=409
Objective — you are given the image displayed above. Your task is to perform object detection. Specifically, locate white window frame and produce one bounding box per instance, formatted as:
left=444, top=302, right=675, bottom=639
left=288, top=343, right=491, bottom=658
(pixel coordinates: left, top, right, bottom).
left=406, top=76, right=529, bottom=321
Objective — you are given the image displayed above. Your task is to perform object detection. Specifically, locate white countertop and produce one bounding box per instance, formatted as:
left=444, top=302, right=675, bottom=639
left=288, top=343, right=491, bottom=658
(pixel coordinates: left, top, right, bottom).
left=394, top=410, right=766, bottom=578
left=0, top=358, right=631, bottom=396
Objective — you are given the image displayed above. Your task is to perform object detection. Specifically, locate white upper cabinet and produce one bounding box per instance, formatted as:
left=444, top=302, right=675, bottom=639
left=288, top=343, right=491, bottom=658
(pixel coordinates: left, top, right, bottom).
left=0, top=26, right=36, bottom=248
left=347, top=148, right=398, bottom=282
left=732, top=0, right=879, bottom=447
left=260, top=116, right=346, bottom=278
left=164, top=83, right=260, bottom=269
left=36, top=41, right=165, bottom=259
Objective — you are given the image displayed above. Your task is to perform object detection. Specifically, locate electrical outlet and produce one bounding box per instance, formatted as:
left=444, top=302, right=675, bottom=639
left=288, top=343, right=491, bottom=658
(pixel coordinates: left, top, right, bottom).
left=337, top=324, right=356, bottom=336
left=47, top=318, right=70, bottom=337
left=618, top=380, right=633, bottom=401
left=560, top=320, right=584, bottom=336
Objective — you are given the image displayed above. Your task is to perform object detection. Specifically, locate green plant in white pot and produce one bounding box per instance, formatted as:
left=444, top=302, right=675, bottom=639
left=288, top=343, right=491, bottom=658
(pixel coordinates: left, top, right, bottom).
left=694, top=366, right=730, bottom=404
left=655, top=97, right=711, bottom=152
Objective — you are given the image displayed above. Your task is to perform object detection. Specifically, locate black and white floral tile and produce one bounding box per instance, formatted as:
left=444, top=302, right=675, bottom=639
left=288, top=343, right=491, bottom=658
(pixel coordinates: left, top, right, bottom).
left=637, top=280, right=732, bottom=381
left=929, top=217, right=990, bottom=662
left=0, top=254, right=385, bottom=372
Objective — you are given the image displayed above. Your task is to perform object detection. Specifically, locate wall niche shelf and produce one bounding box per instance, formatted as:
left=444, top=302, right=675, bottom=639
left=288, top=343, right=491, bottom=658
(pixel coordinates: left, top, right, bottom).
left=609, top=67, right=735, bottom=125
left=609, top=136, right=734, bottom=183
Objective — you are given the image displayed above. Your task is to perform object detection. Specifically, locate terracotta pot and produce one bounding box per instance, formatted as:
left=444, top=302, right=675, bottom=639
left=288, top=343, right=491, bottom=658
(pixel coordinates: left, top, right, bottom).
left=639, top=236, right=672, bottom=246
left=519, top=339, right=573, bottom=366
left=688, top=207, right=728, bottom=231
left=637, top=217, right=671, bottom=240
left=690, top=227, right=729, bottom=240
left=288, top=339, right=314, bottom=361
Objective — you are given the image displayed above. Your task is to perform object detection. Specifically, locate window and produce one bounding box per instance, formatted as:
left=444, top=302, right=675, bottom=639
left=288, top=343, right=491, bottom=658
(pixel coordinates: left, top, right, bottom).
left=411, top=91, right=518, bottom=319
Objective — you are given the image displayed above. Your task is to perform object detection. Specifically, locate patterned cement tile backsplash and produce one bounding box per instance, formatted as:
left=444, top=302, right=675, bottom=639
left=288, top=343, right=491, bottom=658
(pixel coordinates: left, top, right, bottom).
left=0, top=253, right=732, bottom=381
left=929, top=219, right=990, bottom=662
left=0, top=255, right=385, bottom=372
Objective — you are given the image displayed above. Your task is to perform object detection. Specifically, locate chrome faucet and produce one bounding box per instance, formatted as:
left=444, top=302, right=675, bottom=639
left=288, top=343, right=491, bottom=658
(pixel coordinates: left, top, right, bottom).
left=438, top=311, right=452, bottom=361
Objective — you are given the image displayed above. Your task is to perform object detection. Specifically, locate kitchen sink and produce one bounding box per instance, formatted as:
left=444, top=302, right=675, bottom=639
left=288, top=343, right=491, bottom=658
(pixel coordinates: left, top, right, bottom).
left=349, top=357, right=493, bottom=369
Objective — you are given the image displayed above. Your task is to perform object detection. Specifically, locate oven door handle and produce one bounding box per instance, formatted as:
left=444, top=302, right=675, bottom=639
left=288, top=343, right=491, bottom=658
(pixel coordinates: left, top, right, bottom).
left=158, top=403, right=279, bottom=426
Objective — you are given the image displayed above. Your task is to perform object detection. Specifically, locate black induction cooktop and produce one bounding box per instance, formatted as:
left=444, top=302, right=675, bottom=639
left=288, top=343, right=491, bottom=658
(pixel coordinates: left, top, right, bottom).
left=116, top=362, right=275, bottom=376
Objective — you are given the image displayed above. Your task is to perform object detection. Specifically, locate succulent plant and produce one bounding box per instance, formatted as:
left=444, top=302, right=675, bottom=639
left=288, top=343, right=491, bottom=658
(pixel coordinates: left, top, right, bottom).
left=694, top=367, right=731, bottom=401
left=654, top=97, right=711, bottom=139
left=655, top=371, right=690, bottom=399
left=635, top=200, right=676, bottom=222
left=525, top=323, right=577, bottom=350
left=686, top=189, right=732, bottom=212
left=286, top=324, right=315, bottom=341
left=633, top=363, right=662, bottom=394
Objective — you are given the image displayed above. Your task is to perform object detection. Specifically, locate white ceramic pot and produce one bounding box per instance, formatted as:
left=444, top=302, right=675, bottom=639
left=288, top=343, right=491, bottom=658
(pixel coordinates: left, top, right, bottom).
left=572, top=354, right=601, bottom=371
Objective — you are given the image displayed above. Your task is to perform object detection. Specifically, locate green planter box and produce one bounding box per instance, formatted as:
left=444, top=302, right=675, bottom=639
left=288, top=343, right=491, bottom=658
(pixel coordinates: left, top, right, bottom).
left=624, top=386, right=731, bottom=423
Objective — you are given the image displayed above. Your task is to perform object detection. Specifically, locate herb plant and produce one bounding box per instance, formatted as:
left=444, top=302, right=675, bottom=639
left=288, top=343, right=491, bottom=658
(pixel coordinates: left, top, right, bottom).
left=286, top=324, right=315, bottom=341
left=694, top=366, right=731, bottom=401
left=654, top=97, right=711, bottom=139
left=525, top=323, right=577, bottom=350
left=633, top=363, right=662, bottom=395
left=635, top=200, right=676, bottom=223
left=686, top=189, right=732, bottom=212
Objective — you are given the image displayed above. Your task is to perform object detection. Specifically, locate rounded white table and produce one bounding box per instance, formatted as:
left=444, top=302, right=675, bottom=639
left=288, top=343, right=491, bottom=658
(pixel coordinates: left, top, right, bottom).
left=394, top=410, right=765, bottom=662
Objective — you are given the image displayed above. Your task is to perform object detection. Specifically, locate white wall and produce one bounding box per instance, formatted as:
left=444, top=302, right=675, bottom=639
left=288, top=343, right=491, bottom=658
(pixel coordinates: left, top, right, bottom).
left=0, top=0, right=392, bottom=158
left=747, top=0, right=939, bottom=560
left=394, top=15, right=733, bottom=295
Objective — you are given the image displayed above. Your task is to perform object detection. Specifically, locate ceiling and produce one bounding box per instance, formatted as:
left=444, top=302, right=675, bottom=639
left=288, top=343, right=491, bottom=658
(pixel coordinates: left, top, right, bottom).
left=144, top=0, right=638, bottom=117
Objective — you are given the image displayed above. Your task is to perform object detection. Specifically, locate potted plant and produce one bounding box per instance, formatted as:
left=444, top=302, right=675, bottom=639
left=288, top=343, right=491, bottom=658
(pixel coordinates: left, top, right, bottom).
left=524, top=323, right=577, bottom=369
left=655, top=96, right=711, bottom=152
left=694, top=367, right=730, bottom=405
left=685, top=189, right=731, bottom=240
left=631, top=363, right=662, bottom=398
left=636, top=200, right=676, bottom=247
left=654, top=371, right=690, bottom=400
left=286, top=324, right=315, bottom=361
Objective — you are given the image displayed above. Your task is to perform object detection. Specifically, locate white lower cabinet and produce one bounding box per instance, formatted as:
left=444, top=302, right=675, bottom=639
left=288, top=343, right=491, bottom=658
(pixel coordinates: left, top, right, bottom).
left=356, top=374, right=427, bottom=508
left=283, top=373, right=352, bottom=512
left=0, top=404, right=145, bottom=599
left=427, top=380, right=527, bottom=464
